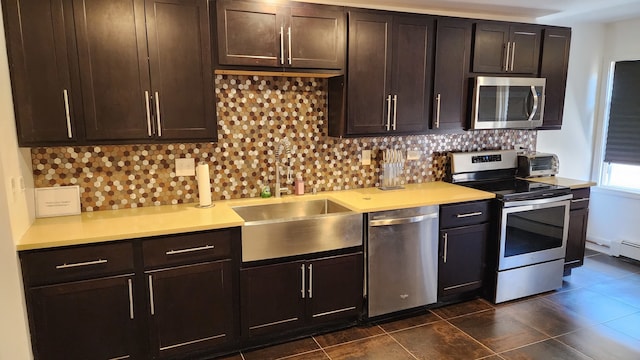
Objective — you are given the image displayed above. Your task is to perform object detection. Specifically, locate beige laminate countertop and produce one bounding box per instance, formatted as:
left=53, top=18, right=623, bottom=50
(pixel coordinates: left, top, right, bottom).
left=17, top=181, right=494, bottom=251
left=524, top=176, right=596, bottom=189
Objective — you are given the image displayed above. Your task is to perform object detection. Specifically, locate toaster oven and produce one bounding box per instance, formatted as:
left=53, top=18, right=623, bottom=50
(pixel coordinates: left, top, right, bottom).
left=517, top=152, right=559, bottom=177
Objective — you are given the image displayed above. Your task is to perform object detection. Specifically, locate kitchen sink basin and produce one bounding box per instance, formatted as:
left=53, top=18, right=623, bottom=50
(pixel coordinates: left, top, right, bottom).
left=232, top=199, right=363, bottom=262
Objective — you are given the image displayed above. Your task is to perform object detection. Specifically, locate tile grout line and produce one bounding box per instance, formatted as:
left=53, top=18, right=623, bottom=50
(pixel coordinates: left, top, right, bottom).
left=378, top=323, right=420, bottom=360
left=551, top=333, right=597, bottom=360
left=311, top=335, right=333, bottom=360
left=314, top=327, right=390, bottom=351
left=442, top=317, right=500, bottom=358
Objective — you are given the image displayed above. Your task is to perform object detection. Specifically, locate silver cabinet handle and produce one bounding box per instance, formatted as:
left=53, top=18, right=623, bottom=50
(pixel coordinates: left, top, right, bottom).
left=504, top=42, right=511, bottom=71
left=386, top=95, right=392, bottom=131
left=148, top=275, right=155, bottom=315
left=165, top=245, right=214, bottom=255
left=145, top=91, right=152, bottom=137
left=308, top=264, right=313, bottom=298
left=456, top=211, right=483, bottom=218
left=280, top=26, right=285, bottom=65
left=435, top=93, right=441, bottom=129
left=128, top=278, right=134, bottom=320
left=369, top=212, right=438, bottom=227
left=287, top=26, right=292, bottom=65
left=63, top=89, right=72, bottom=138
left=443, top=233, right=448, bottom=263
left=300, top=264, right=305, bottom=299
left=528, top=85, right=539, bottom=122
left=510, top=42, right=516, bottom=72
left=154, top=91, right=161, bottom=137
left=55, top=259, right=107, bottom=269
left=392, top=95, right=398, bottom=131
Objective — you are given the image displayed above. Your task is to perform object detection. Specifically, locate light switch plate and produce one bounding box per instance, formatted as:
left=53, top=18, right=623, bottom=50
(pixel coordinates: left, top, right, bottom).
left=407, top=150, right=420, bottom=160
left=361, top=150, right=371, bottom=166
left=175, top=158, right=195, bottom=177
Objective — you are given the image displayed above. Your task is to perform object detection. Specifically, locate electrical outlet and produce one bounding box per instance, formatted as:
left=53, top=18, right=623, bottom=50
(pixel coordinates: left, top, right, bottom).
left=407, top=150, right=420, bottom=160
left=361, top=150, right=371, bottom=166
left=175, top=158, right=195, bottom=177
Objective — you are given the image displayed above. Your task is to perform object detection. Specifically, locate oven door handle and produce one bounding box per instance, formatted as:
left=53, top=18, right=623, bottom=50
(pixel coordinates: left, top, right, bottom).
left=502, top=194, right=573, bottom=208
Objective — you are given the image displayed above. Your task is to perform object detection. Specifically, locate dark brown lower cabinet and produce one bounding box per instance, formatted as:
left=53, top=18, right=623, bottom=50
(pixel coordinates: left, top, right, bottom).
left=28, top=275, right=138, bottom=360
left=146, top=260, right=234, bottom=359
left=438, top=223, right=489, bottom=298
left=240, top=253, right=363, bottom=339
left=564, top=188, right=590, bottom=275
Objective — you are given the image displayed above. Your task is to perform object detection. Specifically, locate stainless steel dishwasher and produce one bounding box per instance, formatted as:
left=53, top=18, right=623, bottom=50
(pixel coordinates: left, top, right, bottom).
left=367, top=205, right=439, bottom=318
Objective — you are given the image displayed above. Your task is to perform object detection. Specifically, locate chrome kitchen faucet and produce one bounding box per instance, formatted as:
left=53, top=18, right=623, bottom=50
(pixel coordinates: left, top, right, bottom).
left=275, top=137, right=292, bottom=197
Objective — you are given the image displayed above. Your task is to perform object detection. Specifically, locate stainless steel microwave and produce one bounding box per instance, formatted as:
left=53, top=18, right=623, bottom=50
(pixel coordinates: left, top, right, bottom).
left=471, top=77, right=546, bottom=130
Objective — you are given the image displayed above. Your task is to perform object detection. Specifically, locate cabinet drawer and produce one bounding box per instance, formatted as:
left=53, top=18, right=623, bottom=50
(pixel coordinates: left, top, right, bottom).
left=570, top=188, right=590, bottom=210
left=142, top=230, right=232, bottom=268
left=440, top=201, right=491, bottom=228
left=20, top=242, right=134, bottom=286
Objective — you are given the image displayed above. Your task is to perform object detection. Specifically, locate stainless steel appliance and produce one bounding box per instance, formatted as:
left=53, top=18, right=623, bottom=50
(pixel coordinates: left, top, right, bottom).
left=471, top=77, right=546, bottom=129
left=517, top=152, right=559, bottom=177
left=367, top=206, right=439, bottom=317
left=447, top=150, right=571, bottom=303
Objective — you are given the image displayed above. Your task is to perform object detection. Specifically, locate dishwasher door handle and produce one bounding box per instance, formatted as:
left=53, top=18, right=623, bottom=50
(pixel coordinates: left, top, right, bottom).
left=369, top=213, right=438, bottom=227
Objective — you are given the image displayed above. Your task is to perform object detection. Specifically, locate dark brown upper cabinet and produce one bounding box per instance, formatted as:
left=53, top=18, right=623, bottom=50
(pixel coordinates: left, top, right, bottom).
left=78, top=0, right=216, bottom=142
left=538, top=27, right=571, bottom=130
left=1, top=0, right=82, bottom=146
left=2, top=0, right=216, bottom=146
left=472, top=22, right=541, bottom=74
left=216, top=0, right=345, bottom=70
left=339, top=10, right=433, bottom=136
left=432, top=18, right=472, bottom=131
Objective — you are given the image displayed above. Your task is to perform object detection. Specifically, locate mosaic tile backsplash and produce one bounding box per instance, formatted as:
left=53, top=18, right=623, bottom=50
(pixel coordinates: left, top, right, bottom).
left=32, top=75, right=536, bottom=212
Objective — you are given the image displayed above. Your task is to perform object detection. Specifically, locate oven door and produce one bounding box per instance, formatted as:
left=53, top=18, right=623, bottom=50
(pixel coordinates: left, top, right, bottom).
left=498, top=195, right=572, bottom=271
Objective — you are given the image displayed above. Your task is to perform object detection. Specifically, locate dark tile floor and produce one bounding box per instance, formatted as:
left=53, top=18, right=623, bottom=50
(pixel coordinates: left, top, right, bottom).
left=221, top=250, right=640, bottom=360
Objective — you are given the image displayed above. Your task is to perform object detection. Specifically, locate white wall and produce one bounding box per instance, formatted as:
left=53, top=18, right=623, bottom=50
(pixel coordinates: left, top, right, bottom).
left=536, top=23, right=605, bottom=180
left=587, top=17, right=640, bottom=247
left=0, top=2, right=35, bottom=359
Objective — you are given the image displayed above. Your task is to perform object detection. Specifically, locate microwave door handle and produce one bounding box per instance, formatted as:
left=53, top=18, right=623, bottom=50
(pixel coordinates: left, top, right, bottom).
left=528, top=85, right=539, bottom=121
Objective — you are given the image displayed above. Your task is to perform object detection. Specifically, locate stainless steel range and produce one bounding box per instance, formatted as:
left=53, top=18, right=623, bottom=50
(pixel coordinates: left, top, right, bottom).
left=447, top=150, right=572, bottom=303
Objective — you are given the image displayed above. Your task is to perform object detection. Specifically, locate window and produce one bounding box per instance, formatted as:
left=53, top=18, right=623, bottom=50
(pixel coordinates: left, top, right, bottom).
left=600, top=60, right=640, bottom=192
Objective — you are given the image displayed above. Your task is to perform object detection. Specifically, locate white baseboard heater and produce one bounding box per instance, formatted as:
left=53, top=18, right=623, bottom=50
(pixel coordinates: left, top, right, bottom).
left=611, top=239, right=640, bottom=262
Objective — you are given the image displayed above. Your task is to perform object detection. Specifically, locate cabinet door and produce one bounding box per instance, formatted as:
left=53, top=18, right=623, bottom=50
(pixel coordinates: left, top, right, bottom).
left=307, top=253, right=363, bottom=325
left=509, top=25, right=541, bottom=74
left=146, top=0, right=216, bottom=141
left=347, top=11, right=393, bottom=135
left=565, top=207, right=588, bottom=270
left=472, top=22, right=509, bottom=73
left=439, top=223, right=489, bottom=298
left=28, top=275, right=137, bottom=360
left=147, top=260, right=234, bottom=358
left=74, top=0, right=153, bottom=141
left=289, top=5, right=345, bottom=69
left=432, top=18, right=472, bottom=131
left=3, top=0, right=80, bottom=145
left=240, top=261, right=305, bottom=337
left=216, top=0, right=284, bottom=67
left=538, top=27, right=571, bottom=130
left=390, top=15, right=433, bottom=133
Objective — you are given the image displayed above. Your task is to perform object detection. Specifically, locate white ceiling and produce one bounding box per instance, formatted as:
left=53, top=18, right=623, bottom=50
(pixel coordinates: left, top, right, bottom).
left=302, top=0, right=640, bottom=24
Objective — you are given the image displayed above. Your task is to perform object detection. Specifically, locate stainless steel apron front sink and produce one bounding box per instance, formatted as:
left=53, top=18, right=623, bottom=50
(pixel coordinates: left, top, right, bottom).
left=232, top=199, right=363, bottom=262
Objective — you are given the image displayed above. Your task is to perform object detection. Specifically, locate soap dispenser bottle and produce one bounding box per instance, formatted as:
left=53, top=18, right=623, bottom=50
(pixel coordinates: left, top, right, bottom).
left=295, top=174, right=304, bottom=195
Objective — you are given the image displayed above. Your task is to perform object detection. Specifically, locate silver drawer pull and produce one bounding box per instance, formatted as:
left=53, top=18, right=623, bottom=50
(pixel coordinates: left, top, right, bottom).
left=55, top=259, right=107, bottom=269
left=456, top=211, right=483, bottom=218
left=165, top=245, right=214, bottom=255
left=571, top=198, right=590, bottom=203
left=128, top=279, right=134, bottom=320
